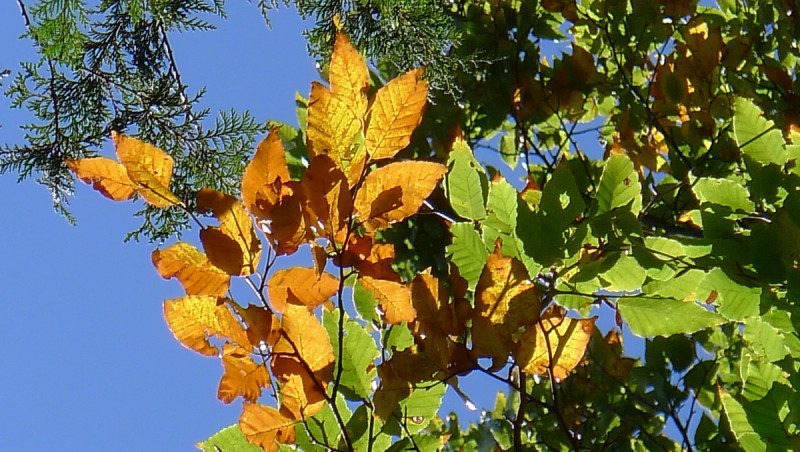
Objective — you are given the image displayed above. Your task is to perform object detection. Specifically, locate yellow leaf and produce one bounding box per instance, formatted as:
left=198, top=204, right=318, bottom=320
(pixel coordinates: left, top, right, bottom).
left=236, top=304, right=282, bottom=349
left=66, top=157, right=137, bottom=201
left=152, top=242, right=230, bottom=297
left=353, top=161, right=447, bottom=230
left=112, top=131, right=181, bottom=207
left=365, top=68, right=428, bottom=161
left=306, top=82, right=363, bottom=170
left=271, top=352, right=327, bottom=419
left=217, top=344, right=270, bottom=404
left=197, top=188, right=262, bottom=276
left=259, top=181, right=315, bottom=255
left=301, top=155, right=352, bottom=241
left=242, top=129, right=291, bottom=220
left=515, top=307, right=596, bottom=381
left=280, top=303, right=335, bottom=378
left=163, top=296, right=250, bottom=356
left=359, top=276, right=416, bottom=324
left=267, top=267, right=339, bottom=313
left=329, top=31, right=369, bottom=119
left=239, top=403, right=297, bottom=451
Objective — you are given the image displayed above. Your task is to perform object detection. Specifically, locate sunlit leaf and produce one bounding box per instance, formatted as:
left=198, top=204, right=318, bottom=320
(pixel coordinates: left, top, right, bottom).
left=301, top=154, right=352, bottom=240
left=196, top=424, right=261, bottom=452
left=322, top=310, right=379, bottom=399
left=733, top=97, right=787, bottom=166
left=515, top=307, right=595, bottom=381
left=259, top=181, right=315, bottom=255
left=365, top=67, right=428, bottom=161
left=152, top=242, right=230, bottom=297
left=353, top=161, right=447, bottom=229
left=719, top=387, right=767, bottom=452
left=596, top=152, right=641, bottom=215
left=446, top=138, right=487, bottom=221
left=329, top=31, right=369, bottom=119
left=617, top=297, right=726, bottom=337
left=237, top=304, right=281, bottom=349
left=447, top=222, right=489, bottom=291
left=217, top=344, right=270, bottom=404
left=239, top=403, right=297, bottom=451
left=66, top=157, right=137, bottom=201
left=112, top=131, right=181, bottom=207
left=271, top=352, right=327, bottom=419
left=241, top=128, right=291, bottom=220
left=280, top=303, right=335, bottom=378
left=163, top=296, right=250, bottom=356
left=359, top=275, right=416, bottom=324
left=197, top=188, right=262, bottom=276
left=267, top=267, right=339, bottom=313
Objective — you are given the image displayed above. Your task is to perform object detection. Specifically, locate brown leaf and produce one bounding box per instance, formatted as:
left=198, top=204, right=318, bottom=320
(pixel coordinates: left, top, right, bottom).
left=66, top=157, right=137, bottom=201
left=163, top=296, right=250, bottom=356
left=359, top=276, right=415, bottom=324
left=239, top=403, right=297, bottom=451
left=267, top=267, right=339, bottom=313
left=259, top=181, right=316, bottom=256
left=217, top=344, right=270, bottom=404
left=197, top=188, right=262, bottom=276
left=112, top=131, right=181, bottom=207
left=236, top=304, right=282, bottom=349
left=329, top=31, right=369, bottom=119
left=152, top=242, right=230, bottom=297
left=301, top=154, right=352, bottom=241
left=353, top=161, right=447, bottom=230
left=242, top=129, right=291, bottom=219
left=515, top=307, right=596, bottom=381
left=365, top=68, right=428, bottom=161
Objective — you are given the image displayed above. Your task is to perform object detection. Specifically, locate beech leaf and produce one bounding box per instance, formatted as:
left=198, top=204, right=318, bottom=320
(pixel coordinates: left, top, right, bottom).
left=163, top=296, right=250, bottom=356
left=280, top=303, right=335, bottom=378
left=152, top=242, right=230, bottom=297
left=112, top=131, right=181, bottom=207
left=359, top=275, right=416, bottom=324
left=267, top=267, right=339, bottom=313
left=66, top=157, right=137, bottom=201
left=217, top=344, right=270, bottom=404
left=239, top=403, right=297, bottom=451
left=329, top=31, right=369, bottom=119
left=197, top=188, right=262, bottom=276
left=241, top=128, right=290, bottom=220
left=365, top=68, right=428, bottom=161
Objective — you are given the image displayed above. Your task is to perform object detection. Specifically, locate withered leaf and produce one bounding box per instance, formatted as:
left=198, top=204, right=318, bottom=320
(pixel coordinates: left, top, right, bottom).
left=163, top=296, right=250, bottom=356
left=217, top=344, right=270, bottom=404
left=151, top=242, right=230, bottom=297
left=301, top=155, right=352, bottom=241
left=239, top=403, right=297, bottom=451
left=271, top=352, right=327, bottom=419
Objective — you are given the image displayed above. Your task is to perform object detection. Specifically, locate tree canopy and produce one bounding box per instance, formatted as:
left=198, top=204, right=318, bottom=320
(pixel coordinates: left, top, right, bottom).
left=5, top=0, right=800, bottom=450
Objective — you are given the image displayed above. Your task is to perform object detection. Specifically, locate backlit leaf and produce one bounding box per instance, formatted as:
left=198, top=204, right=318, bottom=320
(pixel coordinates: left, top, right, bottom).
left=267, top=267, right=338, bottom=313
left=271, top=352, right=327, bottom=419
left=515, top=307, right=595, bottom=381
left=163, top=296, right=250, bottom=356
left=197, top=188, right=262, bottom=276
left=733, top=97, right=787, bottom=166
left=365, top=68, right=428, bottom=161
left=322, top=310, right=379, bottom=399
left=66, top=157, right=137, bottom=201
left=259, top=181, right=315, bottom=255
left=301, top=154, right=352, bottom=240
left=196, top=424, right=261, bottom=452
left=353, top=161, right=447, bottom=230
left=446, top=222, right=489, bottom=291
left=217, top=344, right=270, bottom=404
left=239, top=403, right=297, bottom=451
left=241, top=129, right=291, bottom=220
left=329, top=31, right=369, bottom=119
left=446, top=138, right=487, bottom=221
left=152, top=242, right=230, bottom=297
left=693, top=177, right=755, bottom=212
left=112, top=131, right=181, bottom=207
left=280, top=303, right=335, bottom=378
left=359, top=275, right=416, bottom=324
left=617, top=297, right=726, bottom=337
left=719, top=387, right=767, bottom=452
left=306, top=82, right=364, bottom=183
left=596, top=152, right=641, bottom=215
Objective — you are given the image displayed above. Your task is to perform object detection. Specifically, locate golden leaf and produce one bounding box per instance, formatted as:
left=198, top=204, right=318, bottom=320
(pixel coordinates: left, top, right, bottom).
left=329, top=31, right=369, bottom=119
left=66, top=157, right=137, bottom=201
left=163, top=296, right=250, bottom=356
left=259, top=181, right=316, bottom=256
left=217, top=344, right=270, bottom=404
left=353, top=161, right=447, bottom=230
left=365, top=68, right=428, bottom=161
left=267, top=267, right=339, bottom=313
left=151, top=242, right=230, bottom=297
left=271, top=352, right=327, bottom=419
left=359, top=276, right=416, bottom=324
left=236, top=304, right=282, bottom=349
left=515, top=307, right=596, bottom=381
left=239, top=403, right=297, bottom=451
left=301, top=154, right=352, bottom=241
left=311, top=244, right=328, bottom=279
left=197, top=188, right=262, bottom=276
left=280, top=303, right=335, bottom=378
left=306, top=82, right=363, bottom=176
left=242, top=129, right=291, bottom=219
left=112, top=131, right=181, bottom=207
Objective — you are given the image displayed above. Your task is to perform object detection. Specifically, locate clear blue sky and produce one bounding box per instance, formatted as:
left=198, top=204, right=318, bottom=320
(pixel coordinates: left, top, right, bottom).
left=0, top=3, right=502, bottom=450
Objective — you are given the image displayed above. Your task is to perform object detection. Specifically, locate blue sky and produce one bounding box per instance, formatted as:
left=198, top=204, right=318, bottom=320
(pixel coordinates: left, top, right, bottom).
left=0, top=3, right=500, bottom=450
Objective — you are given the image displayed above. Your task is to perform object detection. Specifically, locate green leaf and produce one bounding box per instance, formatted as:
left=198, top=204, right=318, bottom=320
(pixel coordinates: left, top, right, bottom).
left=698, top=268, right=760, bottom=321
left=693, top=177, right=755, bottom=212
left=719, top=387, right=767, bottom=452
left=744, top=317, right=789, bottom=363
left=643, top=237, right=686, bottom=260
left=599, top=254, right=647, bottom=292
left=483, top=178, right=518, bottom=234
left=617, top=297, right=726, bottom=337
left=596, top=153, right=642, bottom=215
left=541, top=163, right=586, bottom=228
left=500, top=133, right=519, bottom=168
left=733, top=97, right=786, bottom=166
left=196, top=424, right=261, bottom=452
left=384, top=323, right=415, bottom=352
left=323, top=310, right=379, bottom=399
left=447, top=222, right=489, bottom=291
left=353, top=279, right=380, bottom=324
left=446, top=140, right=488, bottom=220
left=385, top=382, right=447, bottom=435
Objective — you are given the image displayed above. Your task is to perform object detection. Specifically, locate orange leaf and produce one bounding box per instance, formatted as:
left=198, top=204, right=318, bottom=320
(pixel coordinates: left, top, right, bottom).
left=359, top=276, right=416, bottom=324
left=112, top=131, right=181, bottom=207
left=236, top=304, right=281, bottom=349
left=280, top=303, right=335, bottom=378
left=411, top=272, right=463, bottom=337
left=152, top=242, right=230, bottom=297
left=197, top=188, right=262, bottom=276
left=217, top=344, right=270, bottom=404
left=329, top=32, right=369, bottom=119
left=259, top=181, right=315, bottom=256
left=239, top=403, right=297, bottom=451
left=311, top=244, right=328, bottom=279
left=353, top=161, right=447, bottom=230
left=365, top=68, right=428, bottom=161
left=267, top=267, right=339, bottom=313
left=271, top=352, right=327, bottom=419
left=242, top=129, right=291, bottom=219
left=301, top=155, right=352, bottom=241
left=163, top=296, right=250, bottom=356
left=66, top=157, right=137, bottom=201
left=515, top=307, right=596, bottom=381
